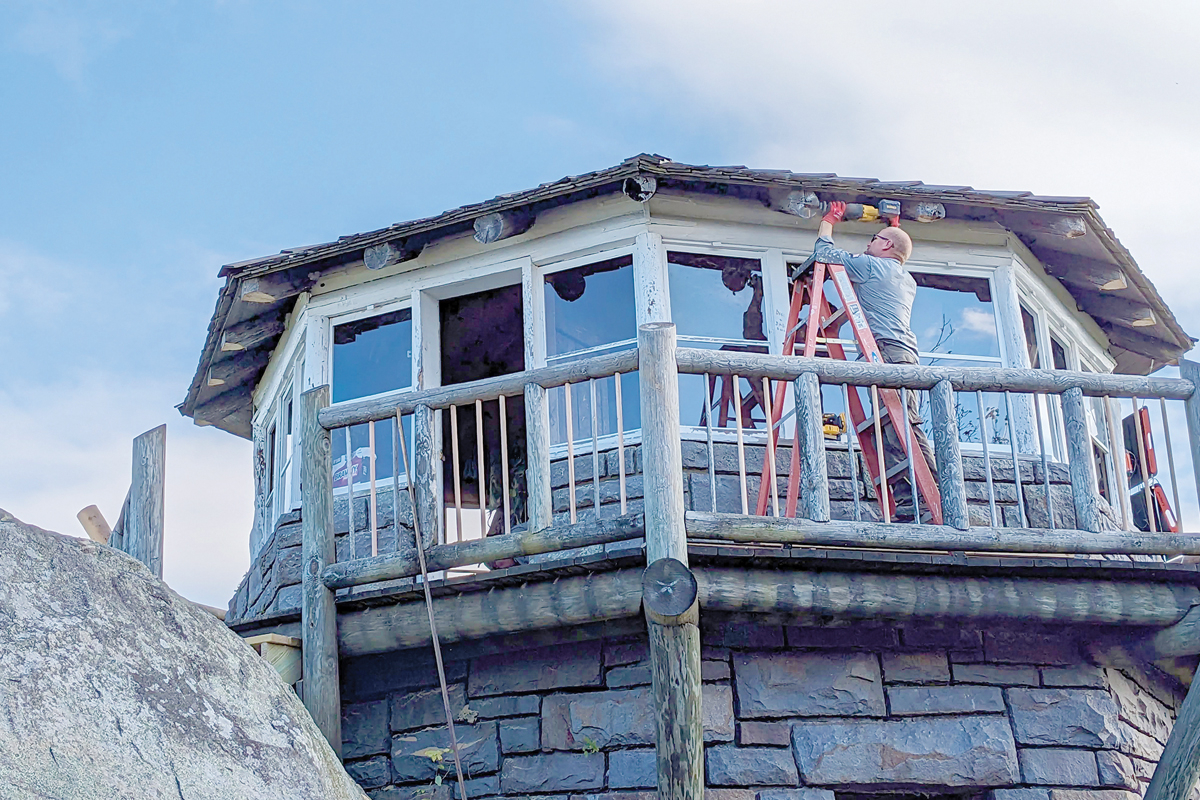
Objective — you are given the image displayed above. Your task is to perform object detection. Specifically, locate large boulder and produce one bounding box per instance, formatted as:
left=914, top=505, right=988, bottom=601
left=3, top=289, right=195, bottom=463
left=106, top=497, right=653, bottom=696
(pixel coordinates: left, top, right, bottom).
left=0, top=509, right=367, bottom=800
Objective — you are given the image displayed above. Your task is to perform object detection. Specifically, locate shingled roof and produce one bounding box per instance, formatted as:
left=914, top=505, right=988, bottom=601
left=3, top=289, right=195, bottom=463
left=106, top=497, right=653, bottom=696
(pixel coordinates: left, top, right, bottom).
left=181, top=154, right=1194, bottom=438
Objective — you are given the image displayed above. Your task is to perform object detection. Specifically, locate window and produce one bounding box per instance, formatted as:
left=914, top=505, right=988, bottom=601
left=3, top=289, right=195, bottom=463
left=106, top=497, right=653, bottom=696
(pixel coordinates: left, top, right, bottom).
left=544, top=255, right=640, bottom=445
left=668, top=251, right=771, bottom=432
left=266, top=424, right=276, bottom=496
left=332, top=308, right=413, bottom=404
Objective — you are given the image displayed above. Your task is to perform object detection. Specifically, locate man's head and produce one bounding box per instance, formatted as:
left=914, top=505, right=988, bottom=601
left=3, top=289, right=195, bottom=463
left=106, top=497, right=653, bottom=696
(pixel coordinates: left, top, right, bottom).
left=865, top=227, right=913, bottom=264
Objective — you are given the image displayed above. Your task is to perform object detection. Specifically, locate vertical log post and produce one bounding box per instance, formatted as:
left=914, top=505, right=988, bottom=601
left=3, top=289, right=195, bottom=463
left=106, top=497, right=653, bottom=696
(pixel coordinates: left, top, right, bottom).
left=794, top=372, right=830, bottom=522
left=1144, top=670, right=1200, bottom=800
left=126, top=425, right=166, bottom=578
left=525, top=383, right=552, bottom=532
left=1062, top=387, right=1102, bottom=532
left=300, top=386, right=341, bottom=757
left=638, top=322, right=703, bottom=800
left=1179, top=360, right=1200, bottom=510
left=412, top=404, right=440, bottom=549
left=930, top=380, right=970, bottom=530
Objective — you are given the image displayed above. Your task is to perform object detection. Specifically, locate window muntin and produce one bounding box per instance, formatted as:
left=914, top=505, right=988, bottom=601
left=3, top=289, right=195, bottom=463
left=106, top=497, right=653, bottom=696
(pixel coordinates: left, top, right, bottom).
left=332, top=308, right=413, bottom=404
left=544, top=255, right=639, bottom=445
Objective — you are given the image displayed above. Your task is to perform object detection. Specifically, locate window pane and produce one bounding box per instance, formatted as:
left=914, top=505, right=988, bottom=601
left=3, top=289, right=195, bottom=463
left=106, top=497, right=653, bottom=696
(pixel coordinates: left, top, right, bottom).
left=548, top=367, right=640, bottom=445
left=667, top=252, right=765, bottom=342
left=544, top=255, right=635, bottom=357
left=333, top=309, right=413, bottom=403
left=332, top=416, right=413, bottom=488
left=1051, top=335, right=1069, bottom=370
left=679, top=341, right=771, bottom=432
left=1020, top=304, right=1041, bottom=368
left=910, top=273, right=1000, bottom=359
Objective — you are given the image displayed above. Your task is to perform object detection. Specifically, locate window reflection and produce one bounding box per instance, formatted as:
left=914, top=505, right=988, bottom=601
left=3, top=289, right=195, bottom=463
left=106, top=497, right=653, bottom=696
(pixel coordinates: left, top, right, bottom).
left=332, top=309, right=413, bottom=403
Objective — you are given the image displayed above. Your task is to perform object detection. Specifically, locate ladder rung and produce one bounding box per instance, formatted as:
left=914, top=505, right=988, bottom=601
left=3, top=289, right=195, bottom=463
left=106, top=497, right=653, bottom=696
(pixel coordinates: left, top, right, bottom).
left=820, top=308, right=846, bottom=329
left=855, top=406, right=890, bottom=434
left=871, top=461, right=910, bottom=486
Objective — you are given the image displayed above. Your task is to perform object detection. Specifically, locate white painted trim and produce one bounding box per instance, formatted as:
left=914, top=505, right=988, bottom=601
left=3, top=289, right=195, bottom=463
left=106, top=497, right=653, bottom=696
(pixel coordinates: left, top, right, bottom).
left=252, top=292, right=309, bottom=421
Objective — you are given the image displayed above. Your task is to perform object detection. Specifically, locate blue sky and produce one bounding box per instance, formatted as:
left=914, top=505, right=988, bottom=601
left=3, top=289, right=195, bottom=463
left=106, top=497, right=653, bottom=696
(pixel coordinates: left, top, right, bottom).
left=3, top=1, right=1198, bottom=606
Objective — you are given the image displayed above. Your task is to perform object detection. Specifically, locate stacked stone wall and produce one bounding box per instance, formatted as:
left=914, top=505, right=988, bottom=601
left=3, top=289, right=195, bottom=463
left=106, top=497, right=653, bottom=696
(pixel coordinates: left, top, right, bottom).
left=337, top=615, right=1182, bottom=800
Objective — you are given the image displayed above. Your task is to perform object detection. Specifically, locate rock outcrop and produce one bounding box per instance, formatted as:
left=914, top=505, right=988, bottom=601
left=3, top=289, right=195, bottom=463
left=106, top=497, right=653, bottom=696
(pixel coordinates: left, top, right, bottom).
left=0, top=509, right=367, bottom=800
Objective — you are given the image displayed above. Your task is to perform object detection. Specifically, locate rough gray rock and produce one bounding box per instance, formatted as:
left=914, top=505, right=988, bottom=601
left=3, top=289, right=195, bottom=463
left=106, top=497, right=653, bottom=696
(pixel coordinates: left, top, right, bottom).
left=735, top=652, right=885, bottom=718
left=1008, top=689, right=1121, bottom=748
left=541, top=684, right=732, bottom=750
left=389, top=723, right=500, bottom=782
left=0, top=508, right=367, bottom=800
left=500, top=752, right=604, bottom=793
left=1018, top=748, right=1099, bottom=786
left=705, top=745, right=799, bottom=786
left=882, top=652, right=950, bottom=684
left=954, top=663, right=1041, bottom=686
left=469, top=641, right=602, bottom=696
left=608, top=749, right=656, bottom=789
left=887, top=685, right=1006, bottom=716
left=343, top=699, right=391, bottom=758
left=390, top=684, right=467, bottom=732
left=498, top=717, right=540, bottom=754
left=792, top=715, right=1019, bottom=787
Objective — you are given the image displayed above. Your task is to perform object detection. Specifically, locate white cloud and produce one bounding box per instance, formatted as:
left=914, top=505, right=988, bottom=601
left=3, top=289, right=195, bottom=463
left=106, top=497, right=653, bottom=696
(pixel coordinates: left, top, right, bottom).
left=10, top=1, right=129, bottom=85
left=960, top=308, right=996, bottom=338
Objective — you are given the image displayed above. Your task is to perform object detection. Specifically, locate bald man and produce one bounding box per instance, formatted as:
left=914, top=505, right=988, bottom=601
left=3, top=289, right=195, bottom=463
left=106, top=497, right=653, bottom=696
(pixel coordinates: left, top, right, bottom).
left=813, top=201, right=934, bottom=521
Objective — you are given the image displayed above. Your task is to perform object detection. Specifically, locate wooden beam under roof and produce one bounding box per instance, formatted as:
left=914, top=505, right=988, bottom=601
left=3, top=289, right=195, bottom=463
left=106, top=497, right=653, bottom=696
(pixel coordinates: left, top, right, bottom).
left=239, top=267, right=315, bottom=305
left=473, top=210, right=535, bottom=244
left=1041, top=250, right=1129, bottom=291
left=1075, top=291, right=1158, bottom=329
left=1103, top=324, right=1191, bottom=364
left=220, top=312, right=287, bottom=352
left=206, top=346, right=272, bottom=388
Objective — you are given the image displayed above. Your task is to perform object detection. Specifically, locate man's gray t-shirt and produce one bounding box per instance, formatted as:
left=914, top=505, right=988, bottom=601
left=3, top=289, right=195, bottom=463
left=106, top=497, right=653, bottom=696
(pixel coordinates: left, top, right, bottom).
left=812, top=235, right=919, bottom=356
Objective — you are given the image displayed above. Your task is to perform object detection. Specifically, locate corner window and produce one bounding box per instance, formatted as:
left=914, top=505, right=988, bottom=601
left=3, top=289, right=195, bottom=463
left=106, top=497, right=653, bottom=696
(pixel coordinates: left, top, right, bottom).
left=332, top=308, right=413, bottom=404
left=544, top=255, right=640, bottom=445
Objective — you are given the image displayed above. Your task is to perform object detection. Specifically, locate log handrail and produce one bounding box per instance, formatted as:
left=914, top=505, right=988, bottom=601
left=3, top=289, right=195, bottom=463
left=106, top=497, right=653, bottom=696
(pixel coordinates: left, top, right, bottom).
left=676, top=347, right=1196, bottom=400
left=318, top=348, right=639, bottom=429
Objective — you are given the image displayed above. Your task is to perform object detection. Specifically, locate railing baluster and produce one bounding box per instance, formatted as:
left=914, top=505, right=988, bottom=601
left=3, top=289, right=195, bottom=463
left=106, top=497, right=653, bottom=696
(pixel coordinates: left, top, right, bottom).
left=1062, top=387, right=1102, bottom=533
left=1032, top=393, right=1055, bottom=531
left=703, top=371, right=716, bottom=513
left=525, top=384, right=552, bottom=533
left=392, top=416, right=401, bottom=552
left=930, top=380, right=968, bottom=530
left=1003, top=391, right=1028, bottom=528
left=499, top=395, right=511, bottom=536
left=345, top=426, right=356, bottom=559
left=976, top=390, right=998, bottom=527
left=1103, top=396, right=1133, bottom=531
left=615, top=372, right=627, bottom=515
left=871, top=385, right=890, bottom=524
left=733, top=373, right=749, bottom=514
left=476, top=399, right=487, bottom=539
left=902, top=387, right=919, bottom=523
left=591, top=378, right=601, bottom=518
left=369, top=420, right=378, bottom=556
left=843, top=383, right=861, bottom=522
left=1133, top=396, right=1157, bottom=534
left=795, top=372, right=830, bottom=522
left=762, top=377, right=780, bottom=517
left=450, top=403, right=463, bottom=543
left=565, top=382, right=577, bottom=524
left=1161, top=397, right=1182, bottom=533
left=1178, top=359, right=1200, bottom=529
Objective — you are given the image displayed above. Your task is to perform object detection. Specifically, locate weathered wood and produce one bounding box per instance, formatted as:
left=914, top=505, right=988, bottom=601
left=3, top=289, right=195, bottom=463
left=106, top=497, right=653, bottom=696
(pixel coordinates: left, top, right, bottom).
left=338, top=568, right=645, bottom=656
left=930, top=380, right=969, bottom=530
left=322, top=513, right=644, bottom=589
left=675, top=346, right=1194, bottom=400
left=239, top=269, right=312, bottom=304
left=634, top=231, right=670, bottom=326
left=244, top=633, right=302, bottom=685
left=109, top=489, right=129, bottom=552
left=683, top=511, right=1200, bottom=557
left=473, top=211, right=534, bottom=244
left=193, top=602, right=227, bottom=621
left=125, top=425, right=165, bottom=579
left=300, top=385, right=341, bottom=756
left=320, top=348, right=639, bottom=429
left=1104, top=324, right=1190, bottom=365
left=1042, top=250, right=1129, bottom=292
left=206, top=346, right=271, bottom=387
left=1062, top=387, right=1102, bottom=532
left=220, top=312, right=286, bottom=352
left=623, top=175, right=657, bottom=202
left=1076, top=291, right=1157, bottom=329
left=411, top=405, right=439, bottom=549
left=640, top=323, right=687, bottom=564
left=1144, top=667, right=1200, bottom=800
left=525, top=383, right=553, bottom=533
left=363, top=239, right=420, bottom=271
left=794, top=373, right=830, bottom=522
left=766, top=188, right=819, bottom=218
left=76, top=505, right=112, bottom=545
left=643, top=557, right=699, bottom=626
left=1141, top=605, right=1200, bottom=660
left=1180, top=360, right=1200, bottom=513
left=695, top=567, right=1198, bottom=629
left=904, top=201, right=945, bottom=223
left=647, top=611, right=703, bottom=800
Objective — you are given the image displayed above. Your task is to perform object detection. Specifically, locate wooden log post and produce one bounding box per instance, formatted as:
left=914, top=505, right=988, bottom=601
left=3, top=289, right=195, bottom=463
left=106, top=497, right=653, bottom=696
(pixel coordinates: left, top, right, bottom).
left=300, top=386, right=341, bottom=757
left=929, top=379, right=970, bottom=530
left=525, top=383, right=552, bottom=532
left=126, top=425, right=165, bottom=578
left=76, top=505, right=113, bottom=545
left=794, top=372, right=830, bottom=522
left=638, top=322, right=703, bottom=800
left=1144, top=671, right=1200, bottom=800
left=1179, top=360, right=1200, bottom=512
left=1062, top=387, right=1102, bottom=532
left=412, top=404, right=440, bottom=549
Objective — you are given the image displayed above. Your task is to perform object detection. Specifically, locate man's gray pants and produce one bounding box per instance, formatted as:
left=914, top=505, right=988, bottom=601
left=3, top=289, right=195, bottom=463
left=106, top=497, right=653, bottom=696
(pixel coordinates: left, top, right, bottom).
left=874, top=339, right=936, bottom=506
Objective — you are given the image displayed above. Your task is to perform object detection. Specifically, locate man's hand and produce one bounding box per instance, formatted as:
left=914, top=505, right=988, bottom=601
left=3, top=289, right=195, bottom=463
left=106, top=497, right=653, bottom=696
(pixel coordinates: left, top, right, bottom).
left=822, top=200, right=846, bottom=225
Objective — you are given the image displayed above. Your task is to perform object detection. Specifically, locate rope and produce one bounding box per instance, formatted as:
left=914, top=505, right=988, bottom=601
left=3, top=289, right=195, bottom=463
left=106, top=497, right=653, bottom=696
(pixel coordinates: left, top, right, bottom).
left=396, top=411, right=468, bottom=799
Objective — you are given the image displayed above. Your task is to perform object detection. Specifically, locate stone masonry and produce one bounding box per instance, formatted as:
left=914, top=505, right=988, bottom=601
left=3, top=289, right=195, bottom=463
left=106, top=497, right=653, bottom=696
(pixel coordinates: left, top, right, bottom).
left=336, top=614, right=1182, bottom=800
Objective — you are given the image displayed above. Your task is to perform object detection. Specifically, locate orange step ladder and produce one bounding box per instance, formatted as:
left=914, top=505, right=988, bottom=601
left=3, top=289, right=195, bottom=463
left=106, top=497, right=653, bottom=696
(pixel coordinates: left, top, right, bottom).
left=754, top=259, right=943, bottom=524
